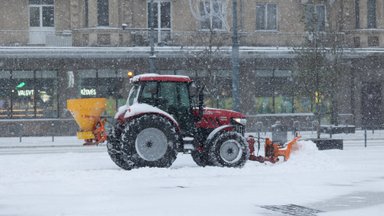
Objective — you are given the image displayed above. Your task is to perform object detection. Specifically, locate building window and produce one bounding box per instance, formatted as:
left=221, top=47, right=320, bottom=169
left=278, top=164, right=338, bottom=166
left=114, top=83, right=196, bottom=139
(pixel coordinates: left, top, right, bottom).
left=367, top=0, right=376, bottom=28
left=147, top=0, right=171, bottom=43
left=256, top=3, right=277, bottom=30
left=84, top=0, right=89, bottom=27
left=0, top=70, right=58, bottom=119
left=97, top=0, right=109, bottom=26
left=355, top=0, right=360, bottom=29
left=29, top=0, right=54, bottom=27
left=305, top=4, right=325, bottom=32
left=199, top=0, right=226, bottom=30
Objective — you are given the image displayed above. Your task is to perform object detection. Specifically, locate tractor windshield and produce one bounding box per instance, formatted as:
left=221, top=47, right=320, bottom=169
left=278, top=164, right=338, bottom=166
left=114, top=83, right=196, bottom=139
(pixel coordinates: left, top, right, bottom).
left=127, top=84, right=140, bottom=106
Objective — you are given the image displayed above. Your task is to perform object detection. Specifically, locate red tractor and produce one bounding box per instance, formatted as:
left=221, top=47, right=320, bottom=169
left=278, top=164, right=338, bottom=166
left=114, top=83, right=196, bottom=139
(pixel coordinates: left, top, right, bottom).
left=107, top=74, right=250, bottom=170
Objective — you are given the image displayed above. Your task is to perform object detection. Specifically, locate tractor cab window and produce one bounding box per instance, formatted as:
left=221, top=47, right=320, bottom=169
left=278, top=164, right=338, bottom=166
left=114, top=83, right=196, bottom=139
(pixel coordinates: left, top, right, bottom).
left=158, top=82, right=190, bottom=109
left=189, top=82, right=199, bottom=107
left=178, top=83, right=190, bottom=107
left=158, top=82, right=193, bottom=134
left=140, top=82, right=158, bottom=106
left=127, top=84, right=139, bottom=106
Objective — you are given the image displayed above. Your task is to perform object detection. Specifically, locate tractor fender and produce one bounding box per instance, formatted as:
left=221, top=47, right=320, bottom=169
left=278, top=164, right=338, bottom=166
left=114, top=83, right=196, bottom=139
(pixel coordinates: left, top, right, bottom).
left=120, top=103, right=180, bottom=131
left=206, top=125, right=235, bottom=145
left=125, top=112, right=180, bottom=132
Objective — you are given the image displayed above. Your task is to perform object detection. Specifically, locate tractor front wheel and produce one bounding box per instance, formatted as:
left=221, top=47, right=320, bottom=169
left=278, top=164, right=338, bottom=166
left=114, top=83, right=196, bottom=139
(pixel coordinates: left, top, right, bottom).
left=208, top=131, right=249, bottom=168
left=191, top=150, right=210, bottom=167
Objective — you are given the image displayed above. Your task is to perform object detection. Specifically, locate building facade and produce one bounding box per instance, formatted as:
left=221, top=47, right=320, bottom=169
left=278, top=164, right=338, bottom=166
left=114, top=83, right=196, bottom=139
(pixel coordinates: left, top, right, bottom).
left=1, top=0, right=384, bottom=136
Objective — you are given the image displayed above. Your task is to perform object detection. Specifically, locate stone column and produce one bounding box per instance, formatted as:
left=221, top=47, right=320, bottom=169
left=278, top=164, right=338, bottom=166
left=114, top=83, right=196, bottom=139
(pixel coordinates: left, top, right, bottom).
left=70, top=0, right=81, bottom=29
left=89, top=0, right=98, bottom=27
left=109, top=0, right=119, bottom=27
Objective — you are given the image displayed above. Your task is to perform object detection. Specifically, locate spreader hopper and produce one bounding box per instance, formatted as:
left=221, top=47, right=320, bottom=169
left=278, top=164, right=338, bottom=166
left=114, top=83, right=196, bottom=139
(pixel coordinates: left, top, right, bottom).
left=67, top=98, right=107, bottom=144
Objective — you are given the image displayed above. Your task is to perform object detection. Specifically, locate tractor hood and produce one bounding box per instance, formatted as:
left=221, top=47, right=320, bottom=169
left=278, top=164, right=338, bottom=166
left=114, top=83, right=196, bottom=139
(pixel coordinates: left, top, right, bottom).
left=194, top=107, right=247, bottom=128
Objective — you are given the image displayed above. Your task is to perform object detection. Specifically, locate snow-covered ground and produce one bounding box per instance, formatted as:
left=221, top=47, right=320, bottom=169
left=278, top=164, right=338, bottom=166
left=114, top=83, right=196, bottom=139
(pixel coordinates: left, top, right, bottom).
left=0, top=133, right=384, bottom=216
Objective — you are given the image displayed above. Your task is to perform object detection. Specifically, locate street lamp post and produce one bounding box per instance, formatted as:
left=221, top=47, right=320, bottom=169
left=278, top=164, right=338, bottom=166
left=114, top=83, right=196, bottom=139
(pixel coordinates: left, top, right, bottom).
left=149, top=0, right=156, bottom=74
left=232, top=0, right=240, bottom=112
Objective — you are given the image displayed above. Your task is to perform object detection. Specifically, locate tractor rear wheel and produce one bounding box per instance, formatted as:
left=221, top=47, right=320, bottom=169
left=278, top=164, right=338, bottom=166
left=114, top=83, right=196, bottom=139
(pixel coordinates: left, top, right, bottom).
left=208, top=131, right=249, bottom=168
left=120, top=114, right=179, bottom=170
left=107, top=123, right=132, bottom=170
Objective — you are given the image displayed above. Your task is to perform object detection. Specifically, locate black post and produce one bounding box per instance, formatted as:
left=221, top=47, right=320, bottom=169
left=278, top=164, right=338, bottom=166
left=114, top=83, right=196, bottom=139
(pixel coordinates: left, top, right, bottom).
left=51, top=123, right=55, bottom=142
left=231, top=0, right=240, bottom=112
left=149, top=0, right=155, bottom=73
left=364, top=128, right=367, bottom=148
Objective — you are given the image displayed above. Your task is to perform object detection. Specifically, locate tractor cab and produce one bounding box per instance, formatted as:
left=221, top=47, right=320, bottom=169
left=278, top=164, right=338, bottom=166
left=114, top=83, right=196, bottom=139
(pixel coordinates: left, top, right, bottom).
left=127, top=74, right=198, bottom=136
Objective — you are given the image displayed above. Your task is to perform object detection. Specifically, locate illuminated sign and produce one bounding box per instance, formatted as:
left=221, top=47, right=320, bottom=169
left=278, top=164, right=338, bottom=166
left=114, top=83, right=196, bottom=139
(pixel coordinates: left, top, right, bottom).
left=16, top=82, right=26, bottom=89
left=17, top=89, right=34, bottom=96
left=81, top=88, right=97, bottom=96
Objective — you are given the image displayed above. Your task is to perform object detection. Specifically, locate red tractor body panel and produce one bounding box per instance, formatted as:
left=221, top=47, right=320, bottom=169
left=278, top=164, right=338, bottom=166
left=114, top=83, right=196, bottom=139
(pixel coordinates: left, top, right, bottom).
left=193, top=108, right=245, bottom=129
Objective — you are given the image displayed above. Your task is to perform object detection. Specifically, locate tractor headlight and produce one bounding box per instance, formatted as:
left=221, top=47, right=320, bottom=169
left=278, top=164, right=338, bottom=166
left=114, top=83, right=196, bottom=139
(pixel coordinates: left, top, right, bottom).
left=233, top=118, right=247, bottom=125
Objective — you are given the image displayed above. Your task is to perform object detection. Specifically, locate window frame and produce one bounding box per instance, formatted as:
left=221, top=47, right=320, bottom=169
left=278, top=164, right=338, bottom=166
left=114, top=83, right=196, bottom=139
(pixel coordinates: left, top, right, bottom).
left=97, top=0, right=109, bottom=26
left=355, top=0, right=360, bottom=29
left=29, top=0, right=55, bottom=28
left=367, top=0, right=377, bottom=29
left=198, top=0, right=226, bottom=31
left=304, top=3, right=326, bottom=32
left=256, top=3, right=278, bottom=31
left=147, top=0, right=172, bottom=43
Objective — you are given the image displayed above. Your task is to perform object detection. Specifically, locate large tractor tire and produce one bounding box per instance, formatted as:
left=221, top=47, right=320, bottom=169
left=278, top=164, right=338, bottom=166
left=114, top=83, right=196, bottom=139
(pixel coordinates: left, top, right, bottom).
left=120, top=114, right=179, bottom=170
left=208, top=131, right=250, bottom=168
left=191, top=150, right=210, bottom=167
left=107, top=123, right=132, bottom=170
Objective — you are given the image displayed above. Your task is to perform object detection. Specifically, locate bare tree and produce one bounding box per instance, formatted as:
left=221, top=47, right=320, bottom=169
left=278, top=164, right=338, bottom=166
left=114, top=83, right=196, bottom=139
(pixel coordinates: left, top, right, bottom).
left=294, top=1, right=346, bottom=138
left=186, top=0, right=232, bottom=108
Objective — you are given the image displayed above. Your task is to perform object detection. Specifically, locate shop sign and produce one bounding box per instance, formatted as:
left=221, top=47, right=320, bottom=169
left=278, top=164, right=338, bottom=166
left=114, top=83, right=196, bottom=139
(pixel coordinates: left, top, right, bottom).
left=81, top=88, right=97, bottom=96
left=17, top=89, right=34, bottom=97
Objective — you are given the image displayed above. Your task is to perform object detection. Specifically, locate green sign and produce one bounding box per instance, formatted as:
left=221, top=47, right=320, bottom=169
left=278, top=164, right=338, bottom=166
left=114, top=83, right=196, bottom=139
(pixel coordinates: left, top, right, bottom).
left=16, top=82, right=26, bottom=89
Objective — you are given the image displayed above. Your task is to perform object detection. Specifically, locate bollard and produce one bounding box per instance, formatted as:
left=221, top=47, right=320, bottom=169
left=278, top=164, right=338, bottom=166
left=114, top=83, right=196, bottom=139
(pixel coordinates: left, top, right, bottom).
left=293, top=121, right=300, bottom=136
left=19, top=123, right=23, bottom=143
left=51, top=123, right=55, bottom=142
left=364, top=129, right=367, bottom=148
left=255, top=122, right=263, bottom=155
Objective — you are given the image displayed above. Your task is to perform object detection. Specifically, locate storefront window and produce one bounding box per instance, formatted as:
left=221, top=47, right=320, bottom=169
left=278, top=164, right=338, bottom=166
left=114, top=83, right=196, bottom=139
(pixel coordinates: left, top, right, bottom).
left=11, top=71, right=35, bottom=118
left=255, top=97, right=273, bottom=114
left=0, top=71, right=11, bottom=118
left=275, top=96, right=293, bottom=113
left=294, top=96, right=312, bottom=113
left=99, top=69, right=123, bottom=117
left=0, top=70, right=59, bottom=119
left=35, top=71, right=58, bottom=118
left=79, top=70, right=97, bottom=98
left=79, top=69, right=126, bottom=117
left=252, top=69, right=295, bottom=114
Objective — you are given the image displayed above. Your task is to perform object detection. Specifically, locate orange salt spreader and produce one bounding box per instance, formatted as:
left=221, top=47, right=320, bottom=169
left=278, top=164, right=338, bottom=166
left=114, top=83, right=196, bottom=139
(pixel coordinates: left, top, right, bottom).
left=67, top=98, right=108, bottom=145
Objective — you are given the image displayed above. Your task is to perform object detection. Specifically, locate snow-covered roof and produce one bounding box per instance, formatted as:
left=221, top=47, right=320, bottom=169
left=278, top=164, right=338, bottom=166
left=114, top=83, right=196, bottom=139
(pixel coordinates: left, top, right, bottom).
left=131, top=73, right=192, bottom=83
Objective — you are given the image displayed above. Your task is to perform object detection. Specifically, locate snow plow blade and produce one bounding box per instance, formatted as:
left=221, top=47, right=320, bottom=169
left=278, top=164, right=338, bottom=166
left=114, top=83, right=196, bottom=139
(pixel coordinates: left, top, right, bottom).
left=248, top=135, right=301, bottom=163
left=67, top=98, right=107, bottom=145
